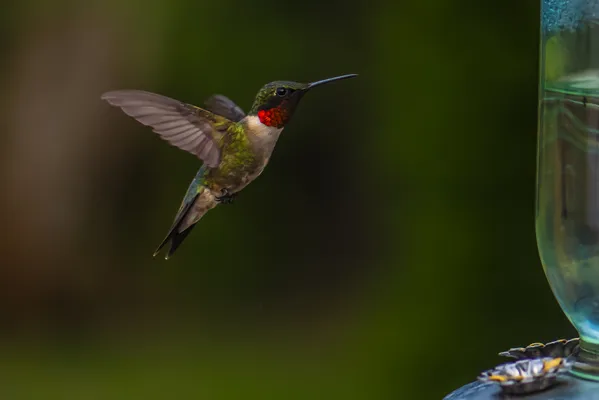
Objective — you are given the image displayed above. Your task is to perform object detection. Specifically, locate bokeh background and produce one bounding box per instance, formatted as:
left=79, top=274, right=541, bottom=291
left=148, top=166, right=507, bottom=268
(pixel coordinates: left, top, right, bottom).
left=0, top=0, right=576, bottom=398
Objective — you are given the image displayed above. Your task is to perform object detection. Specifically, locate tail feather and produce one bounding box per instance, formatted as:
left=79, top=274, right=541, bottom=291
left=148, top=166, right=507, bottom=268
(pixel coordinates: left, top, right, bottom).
left=153, top=193, right=199, bottom=259
left=154, top=166, right=211, bottom=259
left=164, top=224, right=197, bottom=260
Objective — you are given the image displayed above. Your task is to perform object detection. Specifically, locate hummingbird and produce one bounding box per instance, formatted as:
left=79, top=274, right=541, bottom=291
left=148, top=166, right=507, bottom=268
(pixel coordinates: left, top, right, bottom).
left=101, top=73, right=357, bottom=259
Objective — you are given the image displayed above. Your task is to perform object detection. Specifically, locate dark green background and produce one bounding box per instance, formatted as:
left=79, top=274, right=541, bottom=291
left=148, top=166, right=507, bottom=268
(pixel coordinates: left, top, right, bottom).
left=0, top=0, right=575, bottom=398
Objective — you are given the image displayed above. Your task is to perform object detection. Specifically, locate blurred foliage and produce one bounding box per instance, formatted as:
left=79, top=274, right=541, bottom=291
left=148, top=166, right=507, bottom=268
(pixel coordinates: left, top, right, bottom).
left=0, top=0, right=576, bottom=398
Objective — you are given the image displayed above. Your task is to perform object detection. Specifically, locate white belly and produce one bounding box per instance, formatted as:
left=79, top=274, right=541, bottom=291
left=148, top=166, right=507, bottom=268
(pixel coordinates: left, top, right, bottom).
left=234, top=115, right=283, bottom=190
left=245, top=115, right=283, bottom=149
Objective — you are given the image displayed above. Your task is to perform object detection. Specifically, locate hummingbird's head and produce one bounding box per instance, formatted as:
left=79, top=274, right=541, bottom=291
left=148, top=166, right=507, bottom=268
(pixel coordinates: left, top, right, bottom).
left=248, top=74, right=357, bottom=128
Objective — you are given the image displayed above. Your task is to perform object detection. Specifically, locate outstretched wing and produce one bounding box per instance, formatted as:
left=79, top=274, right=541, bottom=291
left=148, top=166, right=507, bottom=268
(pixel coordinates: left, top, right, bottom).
left=204, top=94, right=245, bottom=122
left=101, top=90, right=233, bottom=168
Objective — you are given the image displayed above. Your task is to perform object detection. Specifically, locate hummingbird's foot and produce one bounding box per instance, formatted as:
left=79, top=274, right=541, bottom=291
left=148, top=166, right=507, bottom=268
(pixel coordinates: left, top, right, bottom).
left=215, top=188, right=237, bottom=204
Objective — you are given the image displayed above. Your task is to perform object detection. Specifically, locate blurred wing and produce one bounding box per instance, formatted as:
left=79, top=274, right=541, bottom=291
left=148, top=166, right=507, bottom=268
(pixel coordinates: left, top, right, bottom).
left=204, top=94, right=245, bottom=122
left=101, top=90, right=233, bottom=168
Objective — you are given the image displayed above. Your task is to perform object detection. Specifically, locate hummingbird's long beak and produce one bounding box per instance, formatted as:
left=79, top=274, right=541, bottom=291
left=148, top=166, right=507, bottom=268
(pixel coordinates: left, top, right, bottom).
left=306, top=74, right=358, bottom=90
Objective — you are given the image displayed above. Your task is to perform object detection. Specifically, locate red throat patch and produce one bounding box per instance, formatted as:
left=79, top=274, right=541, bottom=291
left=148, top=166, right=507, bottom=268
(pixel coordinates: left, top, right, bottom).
left=258, top=107, right=288, bottom=128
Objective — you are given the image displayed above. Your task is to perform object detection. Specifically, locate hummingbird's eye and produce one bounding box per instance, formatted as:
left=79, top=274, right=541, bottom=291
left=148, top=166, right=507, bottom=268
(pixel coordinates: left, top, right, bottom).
left=276, top=87, right=288, bottom=97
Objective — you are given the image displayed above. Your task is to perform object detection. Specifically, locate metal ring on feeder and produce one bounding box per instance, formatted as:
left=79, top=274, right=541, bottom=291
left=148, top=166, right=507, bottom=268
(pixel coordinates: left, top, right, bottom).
left=478, top=357, right=569, bottom=395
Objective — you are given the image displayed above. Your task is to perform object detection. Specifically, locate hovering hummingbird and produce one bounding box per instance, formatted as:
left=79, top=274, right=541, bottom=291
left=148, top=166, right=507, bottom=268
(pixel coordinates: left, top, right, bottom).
left=101, top=74, right=357, bottom=259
